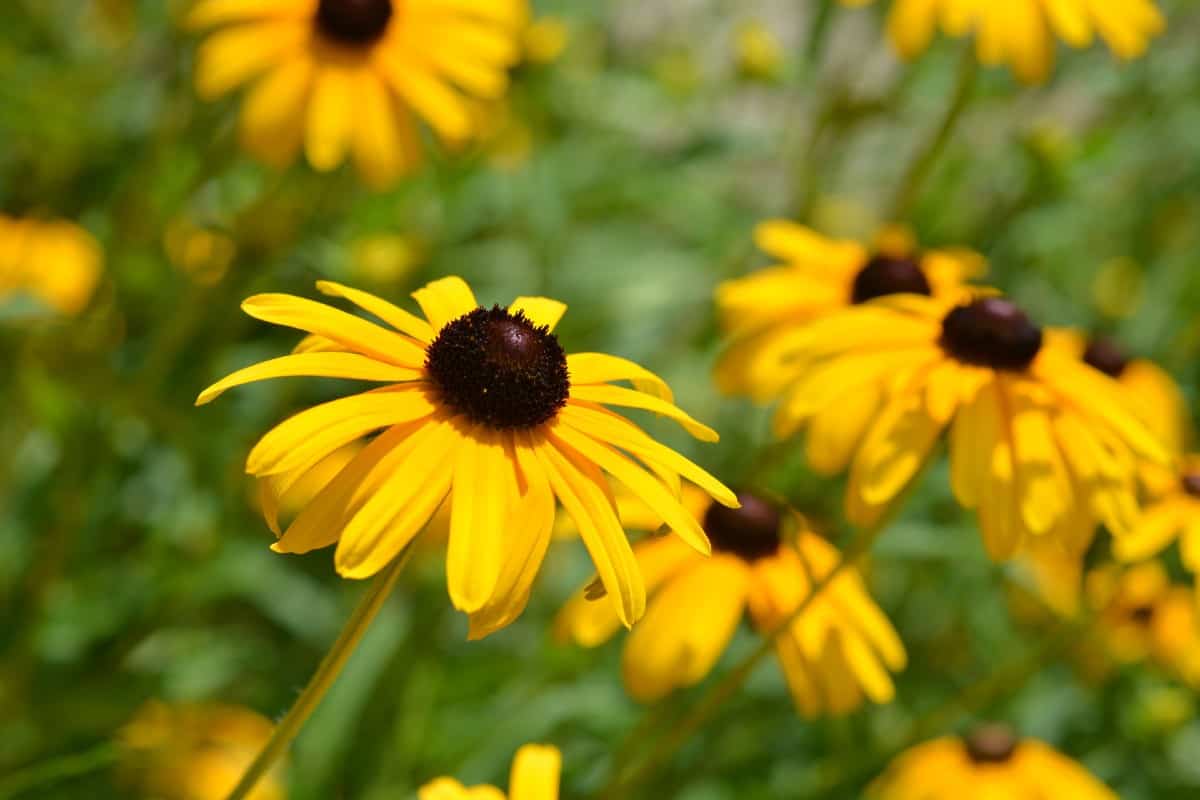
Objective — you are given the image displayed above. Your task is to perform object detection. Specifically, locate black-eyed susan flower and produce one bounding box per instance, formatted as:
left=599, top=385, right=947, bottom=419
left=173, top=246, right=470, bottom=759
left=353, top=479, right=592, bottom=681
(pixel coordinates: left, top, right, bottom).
left=187, top=0, right=527, bottom=187
left=198, top=277, right=736, bottom=637
left=419, top=743, right=560, bottom=800
left=556, top=488, right=906, bottom=717
left=842, top=0, right=1165, bottom=84
left=1114, top=457, right=1200, bottom=599
left=1085, top=562, right=1200, bottom=687
left=715, top=222, right=982, bottom=474
left=869, top=724, right=1117, bottom=799
left=768, top=293, right=1165, bottom=559
left=119, top=701, right=285, bottom=800
left=0, top=214, right=103, bottom=316
left=734, top=20, right=784, bottom=82
left=1051, top=332, right=1190, bottom=456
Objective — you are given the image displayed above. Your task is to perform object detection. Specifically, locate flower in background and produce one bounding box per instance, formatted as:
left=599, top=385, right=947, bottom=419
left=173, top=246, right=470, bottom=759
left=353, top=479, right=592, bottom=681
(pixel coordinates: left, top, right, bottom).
left=187, top=0, right=528, bottom=187
left=557, top=488, right=906, bottom=717
left=1085, top=562, right=1200, bottom=688
left=1114, top=456, right=1200, bottom=600
left=165, top=217, right=237, bottom=287
left=734, top=20, right=784, bottom=82
left=765, top=292, right=1165, bottom=559
left=419, top=744, right=560, bottom=800
left=1050, top=331, right=1190, bottom=457
left=119, top=701, right=285, bottom=800
left=0, top=215, right=103, bottom=316
left=522, top=17, right=569, bottom=65
left=347, top=232, right=426, bottom=286
left=842, top=0, right=1165, bottom=84
left=716, top=222, right=983, bottom=474
left=868, top=724, right=1117, bottom=799
left=198, top=277, right=736, bottom=638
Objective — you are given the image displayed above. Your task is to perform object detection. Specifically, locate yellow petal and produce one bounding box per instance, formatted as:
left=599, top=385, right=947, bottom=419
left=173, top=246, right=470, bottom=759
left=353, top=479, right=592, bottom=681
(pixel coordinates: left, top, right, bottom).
left=315, top=280, right=435, bottom=342
left=567, top=386, right=718, bottom=442
left=412, top=276, right=479, bottom=329
left=508, top=744, right=561, bottom=800
left=350, top=69, right=417, bottom=188
left=1113, top=497, right=1190, bottom=563
left=849, top=389, right=943, bottom=514
left=197, top=352, right=422, bottom=405
left=239, top=55, right=312, bottom=167
left=566, top=352, right=673, bottom=401
left=187, top=0, right=311, bottom=29
left=305, top=65, right=356, bottom=171
left=509, top=296, right=566, bottom=331
left=242, top=293, right=427, bottom=366
left=446, top=425, right=512, bottom=612
left=194, top=19, right=306, bottom=98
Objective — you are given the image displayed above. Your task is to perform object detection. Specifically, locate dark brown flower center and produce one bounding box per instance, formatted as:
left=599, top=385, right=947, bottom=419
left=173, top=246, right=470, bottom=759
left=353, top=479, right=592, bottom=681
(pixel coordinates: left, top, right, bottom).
left=1129, top=604, right=1156, bottom=625
left=702, top=492, right=782, bottom=562
left=940, top=298, right=1043, bottom=371
left=1083, top=336, right=1129, bottom=378
left=1182, top=474, right=1200, bottom=498
left=425, top=306, right=569, bottom=430
left=851, top=254, right=932, bottom=304
left=316, top=0, right=393, bottom=46
left=964, top=724, right=1018, bottom=765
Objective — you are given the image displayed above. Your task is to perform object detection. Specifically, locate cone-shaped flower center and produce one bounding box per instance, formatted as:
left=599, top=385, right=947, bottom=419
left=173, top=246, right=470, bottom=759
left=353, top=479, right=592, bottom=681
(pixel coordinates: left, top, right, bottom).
left=425, top=306, right=569, bottom=430
left=940, top=298, right=1043, bottom=371
left=964, top=724, right=1018, bottom=765
left=316, top=0, right=393, bottom=45
left=702, top=491, right=782, bottom=562
left=1083, top=336, right=1129, bottom=378
left=1182, top=474, right=1200, bottom=498
left=851, top=254, right=932, bottom=304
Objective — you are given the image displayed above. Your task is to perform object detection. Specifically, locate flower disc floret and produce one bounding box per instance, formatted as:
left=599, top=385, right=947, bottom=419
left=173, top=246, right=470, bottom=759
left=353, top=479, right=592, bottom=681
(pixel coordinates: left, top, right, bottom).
left=702, top=491, right=782, bottom=562
left=1083, top=336, right=1130, bottom=378
left=425, top=306, right=569, bottom=430
left=964, top=724, right=1019, bottom=764
left=316, top=0, right=393, bottom=44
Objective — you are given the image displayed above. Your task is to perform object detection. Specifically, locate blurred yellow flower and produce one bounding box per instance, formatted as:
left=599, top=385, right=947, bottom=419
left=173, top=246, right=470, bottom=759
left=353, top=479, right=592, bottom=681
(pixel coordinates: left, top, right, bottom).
left=715, top=222, right=983, bottom=443
left=348, top=232, right=426, bottom=285
left=419, top=743, right=560, bottom=800
left=557, top=488, right=906, bottom=717
left=119, top=701, right=285, bottom=800
left=1091, top=257, right=1144, bottom=320
left=757, top=292, right=1164, bottom=559
left=187, top=0, right=528, bottom=187
left=523, top=17, right=569, bottom=65
left=0, top=215, right=103, bottom=316
left=869, top=724, right=1117, bottom=799
left=734, top=20, right=784, bottom=81
left=1086, top=562, right=1200, bottom=688
left=844, top=0, right=1165, bottom=84
left=197, top=277, right=735, bottom=637
left=1114, top=456, right=1200, bottom=600
left=165, top=217, right=237, bottom=287
left=1048, top=330, right=1189, bottom=457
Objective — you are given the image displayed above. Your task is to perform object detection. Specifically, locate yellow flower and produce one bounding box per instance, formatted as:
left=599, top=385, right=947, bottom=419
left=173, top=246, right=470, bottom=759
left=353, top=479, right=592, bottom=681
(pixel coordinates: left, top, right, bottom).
left=419, top=743, right=560, bottom=800
left=119, top=701, right=286, bottom=800
left=0, top=215, right=103, bottom=315
left=715, top=221, right=983, bottom=414
left=1114, top=457, right=1200, bottom=600
left=734, top=20, right=784, bottom=82
left=187, top=0, right=527, bottom=187
left=763, top=292, right=1165, bottom=560
left=1086, top=562, right=1200, bottom=688
left=1051, top=330, right=1190, bottom=457
left=844, top=0, right=1165, bottom=84
left=198, top=277, right=736, bottom=637
left=165, top=217, right=237, bottom=287
left=556, top=488, right=906, bottom=717
left=869, top=724, right=1117, bottom=799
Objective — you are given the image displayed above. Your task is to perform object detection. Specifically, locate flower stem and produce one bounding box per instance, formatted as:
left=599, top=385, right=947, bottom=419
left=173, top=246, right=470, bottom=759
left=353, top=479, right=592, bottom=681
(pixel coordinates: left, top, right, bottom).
left=0, top=743, right=119, bottom=800
left=602, top=517, right=890, bottom=798
left=889, top=43, right=979, bottom=221
left=223, top=549, right=411, bottom=800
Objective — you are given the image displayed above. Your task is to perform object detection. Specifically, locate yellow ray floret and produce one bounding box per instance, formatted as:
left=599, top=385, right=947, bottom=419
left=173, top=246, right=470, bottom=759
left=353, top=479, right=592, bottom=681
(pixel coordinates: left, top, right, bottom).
left=419, top=743, right=561, bottom=800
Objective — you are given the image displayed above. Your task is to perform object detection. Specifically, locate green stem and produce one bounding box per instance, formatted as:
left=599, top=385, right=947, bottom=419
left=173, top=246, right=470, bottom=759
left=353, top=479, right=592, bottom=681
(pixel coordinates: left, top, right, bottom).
left=223, top=549, right=411, bottom=800
left=805, top=0, right=837, bottom=69
left=0, top=743, right=119, bottom=800
left=602, top=517, right=891, bottom=798
left=889, top=44, right=979, bottom=221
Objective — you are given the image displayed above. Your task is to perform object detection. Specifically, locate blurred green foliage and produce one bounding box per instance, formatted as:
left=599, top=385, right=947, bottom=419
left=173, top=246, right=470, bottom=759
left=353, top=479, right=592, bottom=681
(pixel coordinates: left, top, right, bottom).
left=3, top=1, right=1200, bottom=798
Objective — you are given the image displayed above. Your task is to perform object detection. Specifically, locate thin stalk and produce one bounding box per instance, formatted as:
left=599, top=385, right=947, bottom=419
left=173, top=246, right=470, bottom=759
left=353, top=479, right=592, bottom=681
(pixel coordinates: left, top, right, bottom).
left=805, top=0, right=837, bottom=69
left=0, top=743, right=119, bottom=800
left=889, top=44, right=979, bottom=221
left=602, top=517, right=891, bottom=798
left=223, top=549, right=411, bottom=800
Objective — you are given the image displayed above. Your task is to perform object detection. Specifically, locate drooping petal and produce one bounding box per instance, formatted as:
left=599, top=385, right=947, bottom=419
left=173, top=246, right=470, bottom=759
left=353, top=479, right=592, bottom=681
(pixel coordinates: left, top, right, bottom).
left=567, top=385, right=718, bottom=442
left=566, top=353, right=673, bottom=401
left=446, top=425, right=513, bottom=613
left=315, top=281, right=435, bottom=342
left=412, top=276, right=479, bottom=329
